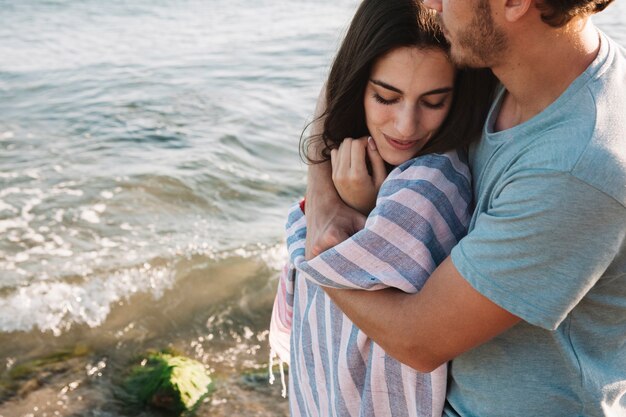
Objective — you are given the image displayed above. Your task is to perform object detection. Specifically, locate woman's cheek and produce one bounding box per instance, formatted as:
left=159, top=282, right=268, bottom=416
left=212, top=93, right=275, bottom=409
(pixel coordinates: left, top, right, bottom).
left=364, top=99, right=388, bottom=132
left=426, top=107, right=451, bottom=132
left=363, top=97, right=375, bottom=131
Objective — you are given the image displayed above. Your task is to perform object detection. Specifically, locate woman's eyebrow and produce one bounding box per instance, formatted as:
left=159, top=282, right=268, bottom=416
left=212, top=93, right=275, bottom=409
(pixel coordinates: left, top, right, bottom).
left=370, top=79, right=402, bottom=93
left=421, top=87, right=453, bottom=96
left=369, top=79, right=453, bottom=97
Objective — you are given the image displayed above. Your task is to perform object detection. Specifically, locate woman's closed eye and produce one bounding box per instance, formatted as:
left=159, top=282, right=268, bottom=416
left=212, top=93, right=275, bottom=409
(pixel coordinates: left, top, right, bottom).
left=421, top=98, right=448, bottom=109
left=373, top=92, right=449, bottom=109
left=373, top=93, right=399, bottom=105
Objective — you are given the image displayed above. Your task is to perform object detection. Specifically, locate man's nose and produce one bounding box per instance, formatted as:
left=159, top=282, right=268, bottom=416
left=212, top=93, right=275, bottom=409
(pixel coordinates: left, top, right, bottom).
left=422, top=0, right=443, bottom=13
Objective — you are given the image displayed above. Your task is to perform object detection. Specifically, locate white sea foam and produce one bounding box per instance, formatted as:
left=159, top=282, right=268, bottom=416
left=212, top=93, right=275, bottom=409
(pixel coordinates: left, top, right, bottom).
left=119, top=223, right=132, bottom=231
left=210, top=242, right=286, bottom=273
left=0, top=131, right=14, bottom=140
left=80, top=209, right=100, bottom=224
left=93, top=203, right=106, bottom=213
left=23, top=231, right=46, bottom=243
left=0, top=264, right=176, bottom=335
left=0, top=243, right=284, bottom=334
left=0, top=200, right=17, bottom=213
left=98, top=238, right=118, bottom=248
left=13, top=252, right=29, bottom=263
left=0, top=218, right=28, bottom=234
left=260, top=243, right=288, bottom=272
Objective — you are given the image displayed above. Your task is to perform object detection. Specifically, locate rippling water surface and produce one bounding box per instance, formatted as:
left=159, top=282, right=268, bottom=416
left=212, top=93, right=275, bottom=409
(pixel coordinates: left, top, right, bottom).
left=0, top=1, right=624, bottom=416
left=0, top=1, right=360, bottom=415
left=0, top=0, right=361, bottom=335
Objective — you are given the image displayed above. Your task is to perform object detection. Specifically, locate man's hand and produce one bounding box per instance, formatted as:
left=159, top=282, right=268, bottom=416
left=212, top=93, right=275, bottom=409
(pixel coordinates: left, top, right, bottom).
left=330, top=136, right=387, bottom=215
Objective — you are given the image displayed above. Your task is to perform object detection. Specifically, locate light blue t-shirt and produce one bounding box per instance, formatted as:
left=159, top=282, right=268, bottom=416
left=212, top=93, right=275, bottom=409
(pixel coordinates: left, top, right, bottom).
left=448, top=31, right=626, bottom=417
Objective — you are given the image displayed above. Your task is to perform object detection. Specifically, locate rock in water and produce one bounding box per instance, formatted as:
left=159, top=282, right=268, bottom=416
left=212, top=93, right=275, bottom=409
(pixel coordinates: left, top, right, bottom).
left=123, top=352, right=214, bottom=415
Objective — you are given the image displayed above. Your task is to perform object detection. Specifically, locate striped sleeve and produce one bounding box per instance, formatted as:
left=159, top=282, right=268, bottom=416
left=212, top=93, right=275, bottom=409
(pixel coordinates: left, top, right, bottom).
left=297, top=151, right=472, bottom=292
left=285, top=201, right=307, bottom=265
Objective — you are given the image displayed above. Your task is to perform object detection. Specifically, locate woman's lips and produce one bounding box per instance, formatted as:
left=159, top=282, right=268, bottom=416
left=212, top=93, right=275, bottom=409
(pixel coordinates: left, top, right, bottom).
left=383, top=133, right=421, bottom=151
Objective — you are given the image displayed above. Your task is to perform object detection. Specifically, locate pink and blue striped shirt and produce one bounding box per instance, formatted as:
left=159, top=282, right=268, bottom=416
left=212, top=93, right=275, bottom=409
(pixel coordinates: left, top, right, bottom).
left=270, top=150, right=473, bottom=417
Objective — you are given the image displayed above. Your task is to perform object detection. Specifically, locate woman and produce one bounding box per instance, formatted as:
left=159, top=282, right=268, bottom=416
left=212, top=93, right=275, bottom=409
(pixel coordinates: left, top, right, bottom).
left=270, top=0, right=497, bottom=415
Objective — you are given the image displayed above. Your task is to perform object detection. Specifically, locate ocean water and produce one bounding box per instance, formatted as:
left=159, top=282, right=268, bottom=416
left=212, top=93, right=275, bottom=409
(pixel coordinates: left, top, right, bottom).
left=0, top=0, right=360, bottom=415
left=0, top=1, right=624, bottom=416
left=0, top=0, right=360, bottom=336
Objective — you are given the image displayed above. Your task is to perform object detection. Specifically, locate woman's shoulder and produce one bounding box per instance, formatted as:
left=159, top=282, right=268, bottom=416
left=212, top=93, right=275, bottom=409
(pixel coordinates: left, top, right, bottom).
left=375, top=149, right=473, bottom=230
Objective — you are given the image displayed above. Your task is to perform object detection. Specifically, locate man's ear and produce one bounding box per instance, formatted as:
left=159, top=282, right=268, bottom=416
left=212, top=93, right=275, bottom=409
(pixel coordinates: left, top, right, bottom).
left=503, top=0, right=533, bottom=22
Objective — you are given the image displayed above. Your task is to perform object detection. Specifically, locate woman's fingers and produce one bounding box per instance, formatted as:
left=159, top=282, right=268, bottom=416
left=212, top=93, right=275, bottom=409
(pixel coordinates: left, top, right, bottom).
left=330, top=136, right=382, bottom=215
left=330, top=148, right=338, bottom=178
left=336, top=137, right=378, bottom=184
left=350, top=137, right=368, bottom=175
left=367, top=136, right=387, bottom=188
left=332, top=138, right=353, bottom=183
left=338, top=138, right=352, bottom=172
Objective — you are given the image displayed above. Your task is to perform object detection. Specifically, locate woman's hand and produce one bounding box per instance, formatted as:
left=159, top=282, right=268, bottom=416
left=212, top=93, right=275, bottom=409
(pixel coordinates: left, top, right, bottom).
left=304, top=84, right=368, bottom=259
left=330, top=136, right=387, bottom=215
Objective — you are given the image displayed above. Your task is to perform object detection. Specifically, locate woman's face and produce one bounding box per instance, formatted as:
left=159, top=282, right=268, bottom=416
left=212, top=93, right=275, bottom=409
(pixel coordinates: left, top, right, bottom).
left=364, top=46, right=455, bottom=166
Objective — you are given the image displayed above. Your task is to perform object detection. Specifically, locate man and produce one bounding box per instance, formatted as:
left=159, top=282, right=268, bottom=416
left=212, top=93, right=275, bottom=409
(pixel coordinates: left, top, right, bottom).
left=303, top=0, right=626, bottom=415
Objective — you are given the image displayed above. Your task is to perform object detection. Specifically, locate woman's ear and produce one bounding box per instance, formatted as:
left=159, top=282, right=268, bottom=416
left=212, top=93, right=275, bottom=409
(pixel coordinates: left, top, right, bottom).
left=503, top=0, right=533, bottom=22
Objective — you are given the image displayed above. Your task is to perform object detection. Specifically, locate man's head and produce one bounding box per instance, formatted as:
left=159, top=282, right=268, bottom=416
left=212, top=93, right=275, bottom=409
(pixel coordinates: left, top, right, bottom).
left=536, top=0, right=614, bottom=27
left=423, top=0, right=615, bottom=68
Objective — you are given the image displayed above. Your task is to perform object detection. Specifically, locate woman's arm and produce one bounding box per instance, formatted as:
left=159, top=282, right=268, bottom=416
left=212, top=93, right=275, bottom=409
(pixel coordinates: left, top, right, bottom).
left=304, top=86, right=366, bottom=259
left=298, top=152, right=471, bottom=292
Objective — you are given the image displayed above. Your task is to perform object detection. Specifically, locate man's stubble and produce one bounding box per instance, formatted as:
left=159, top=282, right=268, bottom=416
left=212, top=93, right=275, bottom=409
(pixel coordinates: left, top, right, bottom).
left=438, top=0, right=508, bottom=68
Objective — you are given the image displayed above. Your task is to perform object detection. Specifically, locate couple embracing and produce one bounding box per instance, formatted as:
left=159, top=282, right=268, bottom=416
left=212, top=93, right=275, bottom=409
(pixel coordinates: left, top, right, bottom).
left=270, top=0, right=626, bottom=416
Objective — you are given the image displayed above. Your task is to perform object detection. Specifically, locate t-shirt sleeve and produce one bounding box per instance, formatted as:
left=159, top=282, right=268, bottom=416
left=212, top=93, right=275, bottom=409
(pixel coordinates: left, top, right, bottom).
left=299, top=152, right=473, bottom=293
left=451, top=170, right=626, bottom=330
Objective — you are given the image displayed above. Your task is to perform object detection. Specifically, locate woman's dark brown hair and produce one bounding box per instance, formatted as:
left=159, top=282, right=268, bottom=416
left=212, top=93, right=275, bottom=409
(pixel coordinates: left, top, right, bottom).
left=302, top=0, right=498, bottom=164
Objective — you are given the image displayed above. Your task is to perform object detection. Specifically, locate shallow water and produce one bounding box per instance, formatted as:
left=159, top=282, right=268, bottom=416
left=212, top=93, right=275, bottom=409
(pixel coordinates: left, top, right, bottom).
left=0, top=1, right=625, bottom=416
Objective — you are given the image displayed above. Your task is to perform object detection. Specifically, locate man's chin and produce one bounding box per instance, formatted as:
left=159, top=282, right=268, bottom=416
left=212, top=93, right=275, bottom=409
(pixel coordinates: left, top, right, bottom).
left=449, top=47, right=488, bottom=69
left=449, top=48, right=472, bottom=68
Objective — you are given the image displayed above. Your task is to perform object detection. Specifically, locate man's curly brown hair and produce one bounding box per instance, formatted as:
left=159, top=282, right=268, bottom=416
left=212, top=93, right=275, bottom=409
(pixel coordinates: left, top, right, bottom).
left=536, top=0, right=614, bottom=27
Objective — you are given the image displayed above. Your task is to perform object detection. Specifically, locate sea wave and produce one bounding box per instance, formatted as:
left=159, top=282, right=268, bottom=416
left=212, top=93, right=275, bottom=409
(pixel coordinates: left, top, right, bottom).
left=0, top=242, right=286, bottom=335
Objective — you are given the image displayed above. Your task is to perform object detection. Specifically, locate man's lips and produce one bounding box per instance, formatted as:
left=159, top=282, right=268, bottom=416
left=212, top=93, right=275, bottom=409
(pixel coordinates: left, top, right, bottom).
left=383, top=133, right=422, bottom=151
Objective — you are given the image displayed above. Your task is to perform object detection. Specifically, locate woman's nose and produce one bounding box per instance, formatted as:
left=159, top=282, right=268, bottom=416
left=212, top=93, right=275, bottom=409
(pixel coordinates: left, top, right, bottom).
left=395, top=106, right=420, bottom=138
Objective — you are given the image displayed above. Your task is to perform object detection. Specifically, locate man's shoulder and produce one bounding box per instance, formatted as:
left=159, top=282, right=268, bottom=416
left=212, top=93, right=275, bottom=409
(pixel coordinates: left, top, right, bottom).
left=566, top=33, right=626, bottom=206
left=513, top=114, right=626, bottom=207
left=513, top=34, right=626, bottom=206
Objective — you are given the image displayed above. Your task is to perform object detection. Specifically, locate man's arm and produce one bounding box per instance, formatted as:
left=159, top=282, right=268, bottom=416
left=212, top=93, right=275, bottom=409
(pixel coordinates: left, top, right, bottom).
left=304, top=86, right=365, bottom=259
left=324, top=256, right=521, bottom=372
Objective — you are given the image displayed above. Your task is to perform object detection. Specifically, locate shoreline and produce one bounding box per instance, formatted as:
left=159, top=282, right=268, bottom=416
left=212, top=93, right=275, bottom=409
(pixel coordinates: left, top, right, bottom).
left=0, top=255, right=290, bottom=416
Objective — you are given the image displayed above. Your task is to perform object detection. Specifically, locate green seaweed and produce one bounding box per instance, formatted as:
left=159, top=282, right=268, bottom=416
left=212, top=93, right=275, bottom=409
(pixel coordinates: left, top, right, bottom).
left=8, top=344, right=90, bottom=380
left=122, top=352, right=214, bottom=415
left=0, top=344, right=91, bottom=402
